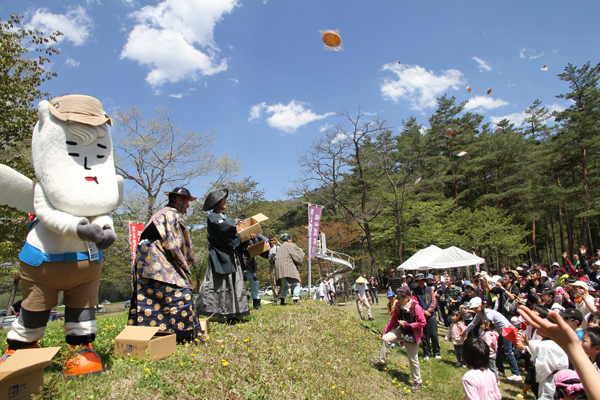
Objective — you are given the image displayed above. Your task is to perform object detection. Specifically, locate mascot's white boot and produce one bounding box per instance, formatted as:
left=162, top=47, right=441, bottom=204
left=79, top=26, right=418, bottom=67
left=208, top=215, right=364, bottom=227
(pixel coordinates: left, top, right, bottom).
left=0, top=95, right=124, bottom=376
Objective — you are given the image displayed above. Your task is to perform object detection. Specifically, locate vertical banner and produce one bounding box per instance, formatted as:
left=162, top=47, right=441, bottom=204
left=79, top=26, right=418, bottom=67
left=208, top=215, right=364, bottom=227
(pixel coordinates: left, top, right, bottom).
left=473, top=251, right=481, bottom=272
left=308, top=205, right=323, bottom=259
left=129, top=222, right=144, bottom=266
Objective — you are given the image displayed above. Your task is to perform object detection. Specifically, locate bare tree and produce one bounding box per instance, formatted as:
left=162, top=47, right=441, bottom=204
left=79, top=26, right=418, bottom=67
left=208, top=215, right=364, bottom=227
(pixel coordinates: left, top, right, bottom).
left=113, top=106, right=240, bottom=220
left=290, top=107, right=389, bottom=276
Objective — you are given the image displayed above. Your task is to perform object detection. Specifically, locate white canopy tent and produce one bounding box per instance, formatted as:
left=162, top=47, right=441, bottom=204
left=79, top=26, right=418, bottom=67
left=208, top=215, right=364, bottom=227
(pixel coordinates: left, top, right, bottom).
left=398, top=245, right=485, bottom=271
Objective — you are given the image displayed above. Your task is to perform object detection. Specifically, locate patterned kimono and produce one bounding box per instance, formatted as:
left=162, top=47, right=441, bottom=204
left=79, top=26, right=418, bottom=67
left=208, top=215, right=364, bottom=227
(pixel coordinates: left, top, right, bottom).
left=128, top=206, right=200, bottom=336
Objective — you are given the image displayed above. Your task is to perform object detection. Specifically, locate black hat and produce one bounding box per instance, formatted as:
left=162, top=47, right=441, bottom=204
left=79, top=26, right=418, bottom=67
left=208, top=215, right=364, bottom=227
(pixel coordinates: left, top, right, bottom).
left=559, top=308, right=583, bottom=323
left=202, top=189, right=228, bottom=211
left=165, top=187, right=196, bottom=200
left=281, top=233, right=291, bottom=242
left=414, top=273, right=426, bottom=281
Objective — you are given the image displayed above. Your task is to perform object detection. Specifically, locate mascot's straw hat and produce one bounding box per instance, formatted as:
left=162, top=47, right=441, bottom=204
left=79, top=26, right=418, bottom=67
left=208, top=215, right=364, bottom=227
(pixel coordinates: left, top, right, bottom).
left=165, top=187, right=197, bottom=201
left=355, top=276, right=367, bottom=284
left=49, top=94, right=113, bottom=126
left=203, top=189, right=228, bottom=211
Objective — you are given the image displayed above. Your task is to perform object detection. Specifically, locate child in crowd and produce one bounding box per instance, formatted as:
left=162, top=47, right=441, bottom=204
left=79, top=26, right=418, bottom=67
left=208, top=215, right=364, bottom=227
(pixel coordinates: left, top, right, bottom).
left=479, top=318, right=499, bottom=382
left=386, top=290, right=397, bottom=316
left=461, top=337, right=502, bottom=400
left=587, top=315, right=600, bottom=328
left=553, top=370, right=587, bottom=400
left=582, top=327, right=600, bottom=372
left=444, top=310, right=466, bottom=367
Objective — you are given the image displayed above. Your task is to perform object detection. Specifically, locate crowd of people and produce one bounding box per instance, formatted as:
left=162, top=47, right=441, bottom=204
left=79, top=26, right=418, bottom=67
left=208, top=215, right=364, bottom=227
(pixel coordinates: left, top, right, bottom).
left=368, top=249, right=600, bottom=399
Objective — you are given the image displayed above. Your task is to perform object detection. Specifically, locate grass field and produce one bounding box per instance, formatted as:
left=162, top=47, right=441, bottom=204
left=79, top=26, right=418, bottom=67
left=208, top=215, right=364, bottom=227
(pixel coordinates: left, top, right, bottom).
left=0, top=296, right=527, bottom=399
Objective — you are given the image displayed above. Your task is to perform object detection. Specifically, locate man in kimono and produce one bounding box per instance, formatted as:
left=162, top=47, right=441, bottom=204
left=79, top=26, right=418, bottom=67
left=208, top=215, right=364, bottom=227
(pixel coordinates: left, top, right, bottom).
left=128, top=187, right=201, bottom=343
left=274, top=233, right=304, bottom=305
left=196, top=189, right=253, bottom=320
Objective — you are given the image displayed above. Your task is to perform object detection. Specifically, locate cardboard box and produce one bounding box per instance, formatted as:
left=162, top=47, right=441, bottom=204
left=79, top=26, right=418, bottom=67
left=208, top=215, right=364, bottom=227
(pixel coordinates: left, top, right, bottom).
left=247, top=240, right=270, bottom=258
left=199, top=317, right=211, bottom=334
left=236, top=213, right=269, bottom=242
left=0, top=347, right=60, bottom=400
left=114, top=326, right=176, bottom=360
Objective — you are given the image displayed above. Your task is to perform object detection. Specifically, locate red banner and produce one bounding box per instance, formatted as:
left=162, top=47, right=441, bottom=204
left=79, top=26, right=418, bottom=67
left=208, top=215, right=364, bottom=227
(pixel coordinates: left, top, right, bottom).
left=129, top=222, right=144, bottom=266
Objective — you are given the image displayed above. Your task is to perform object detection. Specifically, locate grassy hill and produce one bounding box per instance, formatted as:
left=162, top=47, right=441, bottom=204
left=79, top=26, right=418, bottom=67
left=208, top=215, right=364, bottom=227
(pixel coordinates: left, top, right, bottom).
left=0, top=299, right=525, bottom=399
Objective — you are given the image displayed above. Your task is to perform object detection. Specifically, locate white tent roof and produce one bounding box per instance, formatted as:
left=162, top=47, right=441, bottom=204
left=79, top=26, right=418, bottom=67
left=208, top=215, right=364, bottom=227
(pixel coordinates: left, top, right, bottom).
left=397, top=245, right=442, bottom=270
left=398, top=245, right=485, bottom=271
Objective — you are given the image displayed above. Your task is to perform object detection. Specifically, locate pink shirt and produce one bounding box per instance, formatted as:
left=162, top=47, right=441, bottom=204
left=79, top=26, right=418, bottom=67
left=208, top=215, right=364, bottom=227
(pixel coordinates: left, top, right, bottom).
left=480, top=331, right=499, bottom=358
left=462, top=369, right=501, bottom=400
left=446, top=321, right=466, bottom=345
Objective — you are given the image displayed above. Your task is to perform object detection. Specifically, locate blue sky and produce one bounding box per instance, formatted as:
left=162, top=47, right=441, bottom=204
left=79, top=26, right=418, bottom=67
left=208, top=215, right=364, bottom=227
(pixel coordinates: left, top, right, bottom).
left=2, top=0, right=599, bottom=202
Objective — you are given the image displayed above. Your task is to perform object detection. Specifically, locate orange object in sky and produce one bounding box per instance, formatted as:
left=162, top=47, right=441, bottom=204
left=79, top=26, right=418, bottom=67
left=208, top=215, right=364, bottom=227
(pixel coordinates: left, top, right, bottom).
left=467, top=86, right=472, bottom=94
left=322, top=30, right=341, bottom=47
left=486, top=88, right=492, bottom=95
left=445, top=129, right=453, bottom=137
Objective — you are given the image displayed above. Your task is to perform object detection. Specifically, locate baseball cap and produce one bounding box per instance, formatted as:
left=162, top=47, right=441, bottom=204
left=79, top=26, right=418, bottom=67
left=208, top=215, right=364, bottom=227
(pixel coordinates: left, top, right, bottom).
left=559, top=308, right=583, bottom=322
left=569, top=281, right=589, bottom=290
left=552, top=262, right=560, bottom=268
left=427, top=274, right=434, bottom=280
left=469, top=297, right=482, bottom=309
left=49, top=94, right=113, bottom=126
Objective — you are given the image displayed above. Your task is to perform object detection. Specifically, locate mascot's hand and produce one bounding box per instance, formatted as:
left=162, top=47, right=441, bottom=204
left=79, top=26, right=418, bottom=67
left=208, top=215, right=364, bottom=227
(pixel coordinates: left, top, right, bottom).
left=77, top=220, right=104, bottom=243
left=96, top=225, right=116, bottom=250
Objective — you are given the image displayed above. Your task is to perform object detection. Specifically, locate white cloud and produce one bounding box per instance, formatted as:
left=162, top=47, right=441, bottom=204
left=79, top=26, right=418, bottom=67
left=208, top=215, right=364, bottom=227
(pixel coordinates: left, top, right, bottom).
left=464, top=96, right=509, bottom=112
left=65, top=58, right=80, bottom=68
left=319, top=123, right=331, bottom=133
left=228, top=78, right=239, bottom=85
left=472, top=56, right=492, bottom=72
left=120, top=0, right=238, bottom=87
left=121, top=0, right=137, bottom=6
left=248, top=100, right=335, bottom=134
left=25, top=6, right=93, bottom=46
left=380, top=63, right=466, bottom=111
left=519, top=48, right=545, bottom=60
left=529, top=51, right=545, bottom=60
left=168, top=93, right=183, bottom=98
left=419, top=126, right=428, bottom=136
left=490, top=103, right=566, bottom=126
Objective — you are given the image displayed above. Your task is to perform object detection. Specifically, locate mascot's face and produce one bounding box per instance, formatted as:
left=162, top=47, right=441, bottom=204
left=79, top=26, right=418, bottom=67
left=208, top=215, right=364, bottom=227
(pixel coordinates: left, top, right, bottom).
left=31, top=100, right=120, bottom=216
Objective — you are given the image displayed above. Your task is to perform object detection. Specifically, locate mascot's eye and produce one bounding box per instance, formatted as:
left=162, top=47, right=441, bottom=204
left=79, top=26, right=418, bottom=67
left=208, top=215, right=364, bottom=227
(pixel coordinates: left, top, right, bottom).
left=97, top=144, right=107, bottom=149
left=66, top=141, right=77, bottom=146
left=68, top=153, right=80, bottom=157
left=97, top=155, right=105, bottom=159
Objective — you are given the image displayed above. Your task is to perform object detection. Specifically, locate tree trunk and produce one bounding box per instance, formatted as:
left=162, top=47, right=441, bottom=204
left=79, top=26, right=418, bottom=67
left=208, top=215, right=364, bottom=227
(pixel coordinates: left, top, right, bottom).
left=559, top=202, right=566, bottom=254
left=5, top=275, right=20, bottom=316
left=550, top=213, right=558, bottom=262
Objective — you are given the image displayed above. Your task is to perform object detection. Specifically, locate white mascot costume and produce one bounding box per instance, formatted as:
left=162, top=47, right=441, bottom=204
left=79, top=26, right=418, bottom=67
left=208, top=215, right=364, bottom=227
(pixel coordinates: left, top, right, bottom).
left=0, top=95, right=123, bottom=376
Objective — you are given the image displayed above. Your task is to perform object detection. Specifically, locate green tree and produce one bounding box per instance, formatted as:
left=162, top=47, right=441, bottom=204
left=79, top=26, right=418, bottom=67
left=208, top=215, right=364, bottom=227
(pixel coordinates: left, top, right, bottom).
left=553, top=62, right=600, bottom=250
left=0, top=14, right=61, bottom=277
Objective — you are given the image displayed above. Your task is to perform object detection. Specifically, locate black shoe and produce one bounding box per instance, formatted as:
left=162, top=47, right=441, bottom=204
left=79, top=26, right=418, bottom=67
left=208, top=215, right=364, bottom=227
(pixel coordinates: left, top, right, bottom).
left=293, top=299, right=298, bottom=305
left=253, top=299, right=263, bottom=311
left=280, top=298, right=286, bottom=306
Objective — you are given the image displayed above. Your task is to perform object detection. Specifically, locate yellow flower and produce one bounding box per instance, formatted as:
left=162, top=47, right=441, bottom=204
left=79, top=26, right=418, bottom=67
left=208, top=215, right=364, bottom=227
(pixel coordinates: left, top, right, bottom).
left=179, top=362, right=183, bottom=366
left=144, top=368, right=150, bottom=373
left=191, top=354, right=195, bottom=357
left=332, top=386, right=336, bottom=389
left=221, top=359, right=228, bottom=366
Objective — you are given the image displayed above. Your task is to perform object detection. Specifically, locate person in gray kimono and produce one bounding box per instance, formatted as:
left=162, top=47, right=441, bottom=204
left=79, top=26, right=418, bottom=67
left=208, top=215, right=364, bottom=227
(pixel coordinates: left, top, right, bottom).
left=274, top=233, right=304, bottom=305
left=196, top=189, right=253, bottom=320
